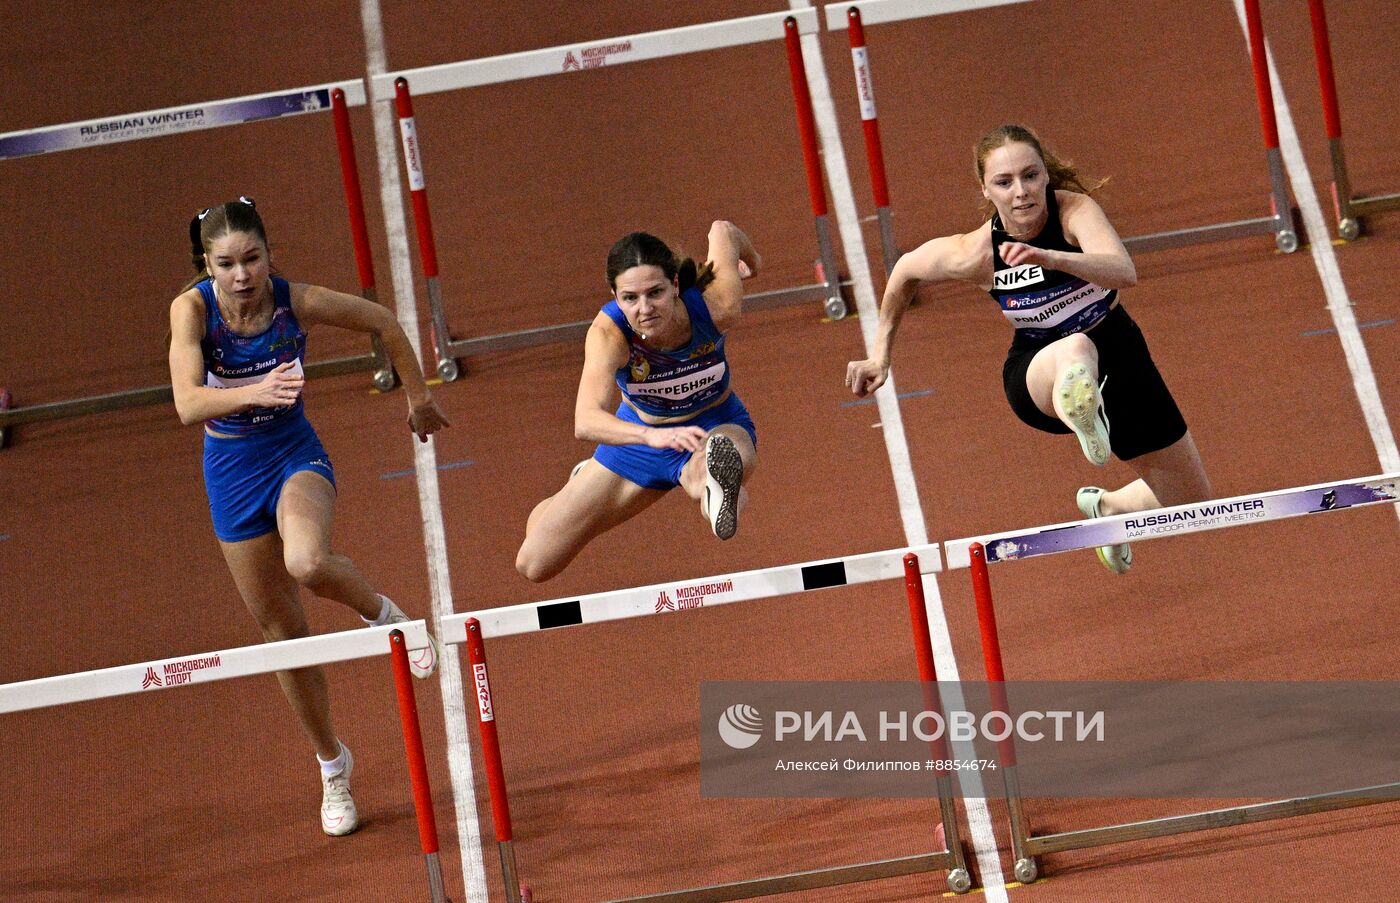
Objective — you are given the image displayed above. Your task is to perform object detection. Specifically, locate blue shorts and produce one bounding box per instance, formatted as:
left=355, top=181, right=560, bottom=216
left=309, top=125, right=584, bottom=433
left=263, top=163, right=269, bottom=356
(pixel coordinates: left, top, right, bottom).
left=593, top=392, right=757, bottom=491
left=203, top=414, right=336, bottom=542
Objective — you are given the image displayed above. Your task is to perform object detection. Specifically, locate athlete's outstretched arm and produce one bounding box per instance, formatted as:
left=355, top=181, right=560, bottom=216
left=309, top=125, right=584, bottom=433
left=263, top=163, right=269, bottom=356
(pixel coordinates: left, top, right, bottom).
left=845, top=231, right=982, bottom=398
left=293, top=285, right=449, bottom=441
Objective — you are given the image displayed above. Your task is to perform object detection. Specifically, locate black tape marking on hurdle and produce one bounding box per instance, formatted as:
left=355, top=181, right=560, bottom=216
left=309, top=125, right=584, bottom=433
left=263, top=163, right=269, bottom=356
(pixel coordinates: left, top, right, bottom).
left=801, top=561, right=848, bottom=590
left=537, top=600, right=583, bottom=630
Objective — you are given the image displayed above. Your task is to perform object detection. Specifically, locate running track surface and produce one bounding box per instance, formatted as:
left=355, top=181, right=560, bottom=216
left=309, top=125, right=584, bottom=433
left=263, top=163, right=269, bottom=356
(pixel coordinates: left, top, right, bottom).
left=2, top=1, right=1397, bottom=901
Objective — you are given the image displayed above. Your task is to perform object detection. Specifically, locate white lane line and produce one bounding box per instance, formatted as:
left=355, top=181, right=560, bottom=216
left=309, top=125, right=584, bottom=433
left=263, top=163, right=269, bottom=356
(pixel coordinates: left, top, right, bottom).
left=359, top=1, right=490, bottom=899
left=791, top=3, right=1010, bottom=898
left=1231, top=0, right=1400, bottom=507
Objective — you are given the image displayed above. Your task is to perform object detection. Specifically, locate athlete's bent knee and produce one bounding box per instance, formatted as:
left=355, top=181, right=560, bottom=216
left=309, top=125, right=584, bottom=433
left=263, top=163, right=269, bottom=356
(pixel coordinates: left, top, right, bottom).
left=284, top=549, right=328, bottom=587
left=515, top=547, right=560, bottom=584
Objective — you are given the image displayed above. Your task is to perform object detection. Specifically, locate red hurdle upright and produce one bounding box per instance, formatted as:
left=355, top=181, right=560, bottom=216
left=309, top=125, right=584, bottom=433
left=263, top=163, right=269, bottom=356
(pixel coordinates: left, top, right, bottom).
left=332, top=88, right=395, bottom=391
left=1306, top=0, right=1400, bottom=239
left=903, top=553, right=974, bottom=894
left=388, top=630, right=450, bottom=903
left=784, top=17, right=847, bottom=320
left=845, top=7, right=898, bottom=277
left=393, top=78, right=460, bottom=383
left=464, top=619, right=526, bottom=903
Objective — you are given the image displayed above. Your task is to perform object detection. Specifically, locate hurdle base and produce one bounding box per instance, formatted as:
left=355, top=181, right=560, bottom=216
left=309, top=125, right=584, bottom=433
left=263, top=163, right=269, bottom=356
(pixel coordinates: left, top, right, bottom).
left=441, top=282, right=838, bottom=360
left=1337, top=191, right=1400, bottom=242
left=1122, top=215, right=1289, bottom=255
left=1017, top=782, right=1400, bottom=863
left=0, top=353, right=384, bottom=429
left=603, top=849, right=969, bottom=902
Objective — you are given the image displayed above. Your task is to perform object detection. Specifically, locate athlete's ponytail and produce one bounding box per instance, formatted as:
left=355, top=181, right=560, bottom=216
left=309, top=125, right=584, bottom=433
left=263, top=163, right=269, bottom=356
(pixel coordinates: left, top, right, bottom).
left=974, top=124, right=1108, bottom=218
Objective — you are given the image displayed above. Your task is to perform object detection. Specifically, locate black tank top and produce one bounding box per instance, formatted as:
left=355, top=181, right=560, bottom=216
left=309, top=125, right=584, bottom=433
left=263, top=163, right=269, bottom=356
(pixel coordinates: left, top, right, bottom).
left=989, top=190, right=1116, bottom=345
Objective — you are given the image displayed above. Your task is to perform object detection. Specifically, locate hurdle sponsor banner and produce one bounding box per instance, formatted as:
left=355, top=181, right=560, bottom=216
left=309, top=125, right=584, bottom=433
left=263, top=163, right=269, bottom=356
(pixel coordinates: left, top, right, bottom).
left=0, top=622, right=431, bottom=714
left=824, top=0, right=1034, bottom=31
left=370, top=8, right=820, bottom=98
left=471, top=663, right=495, bottom=722
left=850, top=47, right=877, bottom=120
left=441, top=543, right=940, bottom=642
left=944, top=474, right=1399, bottom=569
left=700, top=680, right=1400, bottom=799
left=398, top=116, right=427, bottom=191
left=0, top=80, right=367, bottom=161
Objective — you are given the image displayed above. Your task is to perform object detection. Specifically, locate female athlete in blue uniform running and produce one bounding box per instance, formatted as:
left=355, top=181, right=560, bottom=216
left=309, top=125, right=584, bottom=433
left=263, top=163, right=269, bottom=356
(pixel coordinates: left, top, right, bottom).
left=845, top=125, right=1212, bottom=575
left=168, top=198, right=449, bottom=836
left=516, top=221, right=761, bottom=582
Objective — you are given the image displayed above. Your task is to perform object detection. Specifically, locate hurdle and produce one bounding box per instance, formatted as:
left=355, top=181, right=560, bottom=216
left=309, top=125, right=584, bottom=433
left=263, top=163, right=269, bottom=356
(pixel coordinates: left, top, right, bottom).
left=1305, top=0, right=1400, bottom=241
left=943, top=473, right=1400, bottom=884
left=0, top=621, right=449, bottom=901
left=824, top=0, right=1300, bottom=255
left=0, top=80, right=394, bottom=438
left=442, top=544, right=976, bottom=900
left=370, top=10, right=846, bottom=384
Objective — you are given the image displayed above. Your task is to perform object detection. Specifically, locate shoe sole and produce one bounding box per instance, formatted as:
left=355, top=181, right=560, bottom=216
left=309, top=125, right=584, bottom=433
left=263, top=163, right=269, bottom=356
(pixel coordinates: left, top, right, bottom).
left=1077, top=487, right=1132, bottom=575
left=704, top=434, right=743, bottom=541
left=1058, top=364, right=1110, bottom=467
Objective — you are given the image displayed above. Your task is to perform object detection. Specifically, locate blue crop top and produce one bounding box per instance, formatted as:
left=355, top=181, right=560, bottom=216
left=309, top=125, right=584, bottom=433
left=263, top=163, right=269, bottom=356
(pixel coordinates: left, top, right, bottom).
left=199, top=276, right=308, bottom=434
left=601, top=286, right=731, bottom=418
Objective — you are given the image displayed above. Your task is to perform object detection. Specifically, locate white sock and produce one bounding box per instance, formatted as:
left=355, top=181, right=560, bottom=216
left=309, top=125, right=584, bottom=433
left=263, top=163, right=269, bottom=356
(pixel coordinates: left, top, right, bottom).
left=317, top=742, right=347, bottom=776
left=362, top=594, right=393, bottom=626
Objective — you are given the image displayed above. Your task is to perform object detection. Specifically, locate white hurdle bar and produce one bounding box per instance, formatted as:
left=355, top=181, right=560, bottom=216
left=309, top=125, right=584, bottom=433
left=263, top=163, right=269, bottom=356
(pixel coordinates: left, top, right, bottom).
left=368, top=10, right=818, bottom=98
left=0, top=621, right=433, bottom=714
left=944, top=473, right=1400, bottom=571
left=442, top=543, right=940, bottom=643
left=822, top=0, right=1030, bottom=30
left=0, top=80, right=368, bottom=161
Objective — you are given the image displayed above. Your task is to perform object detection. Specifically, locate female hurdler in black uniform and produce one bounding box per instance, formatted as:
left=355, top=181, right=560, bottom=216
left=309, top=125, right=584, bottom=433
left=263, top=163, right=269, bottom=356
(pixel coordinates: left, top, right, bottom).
left=845, top=124, right=1211, bottom=574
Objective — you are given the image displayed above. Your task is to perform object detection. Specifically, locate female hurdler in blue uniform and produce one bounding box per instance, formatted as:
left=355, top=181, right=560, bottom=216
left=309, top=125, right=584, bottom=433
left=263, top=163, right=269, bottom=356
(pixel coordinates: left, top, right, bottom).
left=168, top=198, right=449, bottom=836
left=846, top=125, right=1212, bottom=575
left=516, top=221, right=761, bottom=582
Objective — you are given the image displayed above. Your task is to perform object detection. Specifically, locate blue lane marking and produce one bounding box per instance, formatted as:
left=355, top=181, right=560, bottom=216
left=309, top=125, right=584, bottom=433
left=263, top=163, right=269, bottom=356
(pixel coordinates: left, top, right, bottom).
left=0, top=534, right=9, bottom=541
left=841, top=388, right=935, bottom=408
left=1300, top=319, right=1394, bottom=337
left=380, top=459, right=474, bottom=480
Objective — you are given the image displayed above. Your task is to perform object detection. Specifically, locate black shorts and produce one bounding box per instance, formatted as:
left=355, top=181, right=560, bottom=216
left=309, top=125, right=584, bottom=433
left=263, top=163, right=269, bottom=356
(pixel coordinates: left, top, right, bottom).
left=1001, top=304, right=1187, bottom=461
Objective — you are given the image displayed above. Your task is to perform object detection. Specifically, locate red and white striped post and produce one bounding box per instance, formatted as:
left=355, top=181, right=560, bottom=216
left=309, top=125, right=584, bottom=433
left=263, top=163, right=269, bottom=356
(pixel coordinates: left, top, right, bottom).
left=1241, top=0, right=1299, bottom=253
left=388, top=630, right=450, bottom=903
left=784, top=16, right=846, bottom=321
left=331, top=88, right=396, bottom=391
left=968, top=542, right=1037, bottom=884
left=847, top=7, right=898, bottom=277
left=902, top=553, right=973, bottom=895
left=465, top=618, right=526, bottom=903
left=393, top=78, right=460, bottom=383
